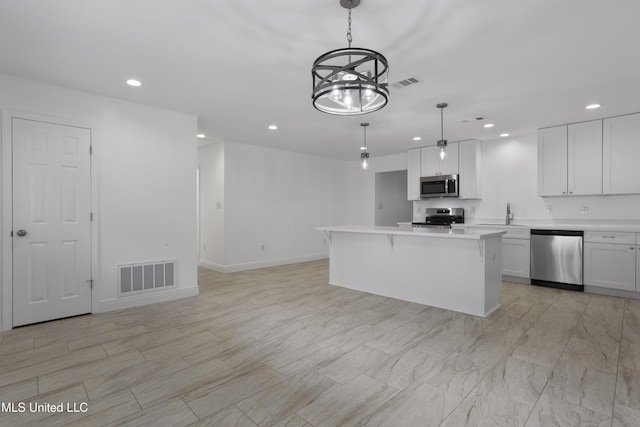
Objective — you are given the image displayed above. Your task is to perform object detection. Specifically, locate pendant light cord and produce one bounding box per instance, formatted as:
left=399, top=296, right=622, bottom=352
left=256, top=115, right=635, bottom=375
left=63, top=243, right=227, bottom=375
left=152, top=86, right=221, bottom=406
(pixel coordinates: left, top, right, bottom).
left=347, top=0, right=353, bottom=48
left=361, top=122, right=368, bottom=149
left=440, top=106, right=444, bottom=141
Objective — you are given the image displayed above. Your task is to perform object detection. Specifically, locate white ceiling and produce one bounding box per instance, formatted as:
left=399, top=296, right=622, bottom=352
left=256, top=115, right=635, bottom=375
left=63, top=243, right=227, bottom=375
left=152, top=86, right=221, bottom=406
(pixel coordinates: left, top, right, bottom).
left=1, top=0, right=639, bottom=160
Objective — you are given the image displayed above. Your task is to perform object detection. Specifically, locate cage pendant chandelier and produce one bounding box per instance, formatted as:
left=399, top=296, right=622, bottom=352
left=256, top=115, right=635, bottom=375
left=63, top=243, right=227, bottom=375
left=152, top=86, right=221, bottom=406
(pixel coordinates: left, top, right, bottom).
left=311, top=0, right=390, bottom=115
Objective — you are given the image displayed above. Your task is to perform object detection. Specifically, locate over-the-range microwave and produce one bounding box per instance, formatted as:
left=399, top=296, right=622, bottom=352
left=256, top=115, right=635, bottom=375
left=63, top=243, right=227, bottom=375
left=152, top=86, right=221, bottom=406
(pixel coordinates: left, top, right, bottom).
left=420, top=174, right=459, bottom=198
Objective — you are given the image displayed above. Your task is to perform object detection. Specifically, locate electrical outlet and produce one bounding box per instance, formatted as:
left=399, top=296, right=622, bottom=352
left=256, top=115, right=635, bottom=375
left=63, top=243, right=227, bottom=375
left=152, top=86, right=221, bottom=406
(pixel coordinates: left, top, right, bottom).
left=378, top=203, right=383, bottom=210
left=581, top=205, right=589, bottom=214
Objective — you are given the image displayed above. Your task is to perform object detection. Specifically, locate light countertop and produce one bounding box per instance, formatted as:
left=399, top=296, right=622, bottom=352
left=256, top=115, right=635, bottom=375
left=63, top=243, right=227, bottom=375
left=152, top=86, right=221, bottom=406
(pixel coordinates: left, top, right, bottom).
left=458, top=222, right=640, bottom=233
left=317, top=225, right=505, bottom=240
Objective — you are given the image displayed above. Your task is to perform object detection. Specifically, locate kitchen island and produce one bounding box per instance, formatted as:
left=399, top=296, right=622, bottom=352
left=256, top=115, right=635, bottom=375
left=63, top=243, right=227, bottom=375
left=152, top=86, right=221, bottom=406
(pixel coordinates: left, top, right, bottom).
left=317, top=226, right=505, bottom=317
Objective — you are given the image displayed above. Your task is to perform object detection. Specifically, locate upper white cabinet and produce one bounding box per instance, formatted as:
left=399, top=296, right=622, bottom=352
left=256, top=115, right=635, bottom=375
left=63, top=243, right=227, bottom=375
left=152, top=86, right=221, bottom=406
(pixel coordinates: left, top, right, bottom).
left=420, top=143, right=459, bottom=176
left=603, top=113, right=640, bottom=194
left=538, top=120, right=602, bottom=196
left=568, top=120, right=603, bottom=195
left=407, top=148, right=421, bottom=201
left=537, top=125, right=568, bottom=196
left=458, top=140, right=482, bottom=199
left=408, top=140, right=480, bottom=200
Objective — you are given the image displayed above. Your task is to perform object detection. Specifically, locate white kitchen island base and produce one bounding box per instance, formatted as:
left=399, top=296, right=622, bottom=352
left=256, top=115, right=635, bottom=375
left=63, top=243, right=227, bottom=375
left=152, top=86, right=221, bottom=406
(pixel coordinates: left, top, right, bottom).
left=318, top=226, right=504, bottom=317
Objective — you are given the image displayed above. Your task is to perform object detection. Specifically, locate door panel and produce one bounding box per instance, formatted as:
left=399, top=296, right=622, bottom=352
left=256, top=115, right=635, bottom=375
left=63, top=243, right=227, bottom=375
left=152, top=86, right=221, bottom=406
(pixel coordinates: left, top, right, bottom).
left=12, top=118, right=92, bottom=327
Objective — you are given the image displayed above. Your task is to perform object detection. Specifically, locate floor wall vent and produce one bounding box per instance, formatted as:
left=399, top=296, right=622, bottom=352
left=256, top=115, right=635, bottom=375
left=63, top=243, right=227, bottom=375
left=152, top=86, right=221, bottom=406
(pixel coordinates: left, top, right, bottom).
left=118, top=260, right=176, bottom=296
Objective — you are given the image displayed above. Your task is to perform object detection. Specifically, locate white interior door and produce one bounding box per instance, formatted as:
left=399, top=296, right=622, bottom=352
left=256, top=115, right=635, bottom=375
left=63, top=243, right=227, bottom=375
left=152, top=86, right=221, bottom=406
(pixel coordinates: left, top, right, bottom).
left=12, top=118, right=92, bottom=327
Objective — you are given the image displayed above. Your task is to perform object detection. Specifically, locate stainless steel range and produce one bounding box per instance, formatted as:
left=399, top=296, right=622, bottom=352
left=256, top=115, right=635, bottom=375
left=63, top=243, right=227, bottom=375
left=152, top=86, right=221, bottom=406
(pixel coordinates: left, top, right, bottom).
left=412, top=208, right=464, bottom=229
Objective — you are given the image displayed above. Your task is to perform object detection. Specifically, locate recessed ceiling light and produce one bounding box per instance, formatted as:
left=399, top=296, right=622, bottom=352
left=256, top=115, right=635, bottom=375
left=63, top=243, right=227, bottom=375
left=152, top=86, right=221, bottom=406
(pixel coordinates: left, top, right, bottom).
left=126, top=79, right=142, bottom=87
left=413, top=136, right=422, bottom=141
left=483, top=123, right=495, bottom=128
left=500, top=133, right=510, bottom=137
left=268, top=125, right=278, bottom=130
left=585, top=104, right=601, bottom=110
left=196, top=134, right=206, bottom=139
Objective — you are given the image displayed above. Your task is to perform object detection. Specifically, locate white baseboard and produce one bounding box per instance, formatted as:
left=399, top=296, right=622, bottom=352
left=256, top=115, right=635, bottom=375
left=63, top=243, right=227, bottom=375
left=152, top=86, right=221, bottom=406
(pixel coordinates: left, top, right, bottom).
left=584, top=285, right=640, bottom=300
left=97, top=286, right=199, bottom=313
left=199, top=253, right=328, bottom=273
left=198, top=259, right=226, bottom=272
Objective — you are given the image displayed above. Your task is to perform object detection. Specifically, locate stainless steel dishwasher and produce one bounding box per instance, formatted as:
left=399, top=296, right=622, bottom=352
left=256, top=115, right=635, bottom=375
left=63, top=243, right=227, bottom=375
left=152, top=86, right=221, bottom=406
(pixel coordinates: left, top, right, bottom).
left=530, top=229, right=584, bottom=291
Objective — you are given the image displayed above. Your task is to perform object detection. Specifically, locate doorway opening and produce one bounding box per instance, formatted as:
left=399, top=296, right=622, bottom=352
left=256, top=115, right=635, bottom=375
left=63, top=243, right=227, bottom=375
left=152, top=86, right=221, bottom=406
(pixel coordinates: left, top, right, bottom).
left=374, top=170, right=412, bottom=226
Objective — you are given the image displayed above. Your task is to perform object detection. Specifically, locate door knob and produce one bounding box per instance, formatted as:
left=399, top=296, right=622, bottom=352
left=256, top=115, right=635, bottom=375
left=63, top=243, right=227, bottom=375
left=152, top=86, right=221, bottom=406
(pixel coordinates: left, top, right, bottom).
left=16, top=230, right=27, bottom=237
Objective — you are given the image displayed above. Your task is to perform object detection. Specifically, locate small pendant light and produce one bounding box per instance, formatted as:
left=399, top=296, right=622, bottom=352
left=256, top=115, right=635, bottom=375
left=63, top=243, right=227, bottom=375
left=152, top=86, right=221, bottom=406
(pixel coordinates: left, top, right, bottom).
left=360, top=122, right=370, bottom=170
left=436, top=103, right=448, bottom=161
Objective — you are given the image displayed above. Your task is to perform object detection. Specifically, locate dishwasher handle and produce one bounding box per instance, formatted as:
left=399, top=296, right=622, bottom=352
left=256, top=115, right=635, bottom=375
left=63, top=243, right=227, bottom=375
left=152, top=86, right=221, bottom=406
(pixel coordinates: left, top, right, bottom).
left=531, top=229, right=583, bottom=237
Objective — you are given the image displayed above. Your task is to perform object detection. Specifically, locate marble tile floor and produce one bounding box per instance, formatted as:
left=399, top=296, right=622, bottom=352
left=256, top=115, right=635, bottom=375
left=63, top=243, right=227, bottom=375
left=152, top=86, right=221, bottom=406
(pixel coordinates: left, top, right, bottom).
left=1, top=259, right=640, bottom=426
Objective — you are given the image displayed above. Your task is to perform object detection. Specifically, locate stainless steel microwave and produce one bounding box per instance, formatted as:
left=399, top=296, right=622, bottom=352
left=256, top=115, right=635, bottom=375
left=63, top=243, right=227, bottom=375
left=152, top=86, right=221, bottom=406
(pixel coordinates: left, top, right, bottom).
left=420, top=174, right=459, bottom=198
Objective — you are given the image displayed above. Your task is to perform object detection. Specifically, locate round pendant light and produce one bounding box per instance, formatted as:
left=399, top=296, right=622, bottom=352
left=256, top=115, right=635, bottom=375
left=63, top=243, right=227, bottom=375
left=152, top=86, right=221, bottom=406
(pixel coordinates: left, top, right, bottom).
left=311, top=0, right=390, bottom=115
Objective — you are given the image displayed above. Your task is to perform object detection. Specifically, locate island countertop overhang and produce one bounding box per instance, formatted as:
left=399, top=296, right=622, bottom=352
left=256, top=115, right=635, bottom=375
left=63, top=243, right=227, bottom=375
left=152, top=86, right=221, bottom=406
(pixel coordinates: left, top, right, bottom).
left=317, top=225, right=505, bottom=240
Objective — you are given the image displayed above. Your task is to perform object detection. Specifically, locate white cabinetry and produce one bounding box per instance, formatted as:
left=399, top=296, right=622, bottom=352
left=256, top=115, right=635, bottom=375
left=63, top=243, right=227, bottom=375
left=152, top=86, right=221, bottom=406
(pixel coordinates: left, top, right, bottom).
left=407, top=148, right=421, bottom=201
left=499, top=227, right=531, bottom=279
left=459, top=140, right=482, bottom=199
left=584, top=231, right=636, bottom=291
left=603, top=113, right=640, bottom=194
left=454, top=225, right=530, bottom=280
left=568, top=120, right=603, bottom=195
left=421, top=143, right=459, bottom=176
left=537, top=120, right=602, bottom=196
left=537, top=125, right=568, bottom=196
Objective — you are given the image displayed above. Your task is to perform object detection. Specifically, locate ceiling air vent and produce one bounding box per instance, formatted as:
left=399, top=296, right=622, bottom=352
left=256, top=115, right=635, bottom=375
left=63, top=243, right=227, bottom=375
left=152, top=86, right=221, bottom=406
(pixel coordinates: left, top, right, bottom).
left=390, top=77, right=421, bottom=89
left=459, top=115, right=488, bottom=124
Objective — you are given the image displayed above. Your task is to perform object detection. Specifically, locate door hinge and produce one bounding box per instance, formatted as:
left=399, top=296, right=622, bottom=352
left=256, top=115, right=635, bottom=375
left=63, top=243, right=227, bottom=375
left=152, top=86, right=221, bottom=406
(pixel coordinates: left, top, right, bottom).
left=86, top=279, right=94, bottom=289
left=90, top=212, right=94, bottom=221
left=89, top=145, right=93, bottom=155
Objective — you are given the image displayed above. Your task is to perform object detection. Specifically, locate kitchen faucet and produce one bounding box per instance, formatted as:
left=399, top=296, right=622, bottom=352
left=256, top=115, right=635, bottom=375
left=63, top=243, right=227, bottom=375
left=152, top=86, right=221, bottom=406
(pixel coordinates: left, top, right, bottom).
left=506, top=202, right=513, bottom=225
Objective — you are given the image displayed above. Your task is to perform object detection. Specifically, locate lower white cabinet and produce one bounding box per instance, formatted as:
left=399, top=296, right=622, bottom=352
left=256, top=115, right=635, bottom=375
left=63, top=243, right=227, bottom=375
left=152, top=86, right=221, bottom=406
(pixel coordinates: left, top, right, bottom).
left=502, top=238, right=531, bottom=278
left=455, top=225, right=530, bottom=279
left=637, top=245, right=640, bottom=292
left=584, top=242, right=636, bottom=291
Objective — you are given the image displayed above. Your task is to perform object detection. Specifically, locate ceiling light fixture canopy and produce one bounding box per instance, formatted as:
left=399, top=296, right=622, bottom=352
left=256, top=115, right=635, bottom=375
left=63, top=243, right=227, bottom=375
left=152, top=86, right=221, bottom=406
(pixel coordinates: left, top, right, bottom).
left=436, top=103, right=448, bottom=161
left=311, top=0, right=389, bottom=115
left=360, top=122, right=370, bottom=170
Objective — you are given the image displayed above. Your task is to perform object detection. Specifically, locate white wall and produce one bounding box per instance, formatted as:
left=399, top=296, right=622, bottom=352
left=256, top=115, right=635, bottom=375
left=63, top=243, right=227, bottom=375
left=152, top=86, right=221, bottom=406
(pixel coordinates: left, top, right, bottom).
left=199, top=140, right=348, bottom=272
left=198, top=141, right=225, bottom=269
left=0, top=74, right=198, bottom=328
left=416, top=133, right=640, bottom=224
